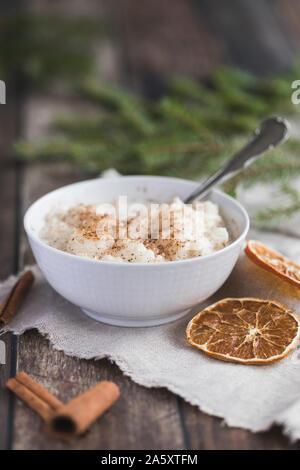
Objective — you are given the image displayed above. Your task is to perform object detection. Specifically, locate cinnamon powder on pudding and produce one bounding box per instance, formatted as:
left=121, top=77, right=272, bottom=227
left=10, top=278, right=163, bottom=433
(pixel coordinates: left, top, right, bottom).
left=40, top=198, right=229, bottom=263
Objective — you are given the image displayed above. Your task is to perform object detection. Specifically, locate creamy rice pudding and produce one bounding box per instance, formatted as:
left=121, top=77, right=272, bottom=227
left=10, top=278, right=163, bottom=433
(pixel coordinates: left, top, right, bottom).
left=40, top=197, right=229, bottom=263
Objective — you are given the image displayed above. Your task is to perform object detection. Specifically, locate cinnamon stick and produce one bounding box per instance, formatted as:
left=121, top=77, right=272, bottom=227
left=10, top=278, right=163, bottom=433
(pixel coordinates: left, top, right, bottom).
left=46, top=381, right=120, bottom=441
left=0, top=270, right=34, bottom=328
left=7, top=373, right=120, bottom=441
left=6, top=372, right=63, bottom=421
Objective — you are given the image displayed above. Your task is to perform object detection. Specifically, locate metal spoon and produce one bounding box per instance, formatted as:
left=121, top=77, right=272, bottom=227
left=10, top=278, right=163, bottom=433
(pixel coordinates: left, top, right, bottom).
left=184, top=117, right=290, bottom=204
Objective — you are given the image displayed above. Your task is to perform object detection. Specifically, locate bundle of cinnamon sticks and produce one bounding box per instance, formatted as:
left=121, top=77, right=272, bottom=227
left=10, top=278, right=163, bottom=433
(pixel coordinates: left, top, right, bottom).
left=6, top=372, right=120, bottom=441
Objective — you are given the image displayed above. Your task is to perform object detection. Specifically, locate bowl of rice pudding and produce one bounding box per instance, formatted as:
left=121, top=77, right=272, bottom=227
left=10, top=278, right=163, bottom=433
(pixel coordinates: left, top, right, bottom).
left=24, top=176, right=249, bottom=327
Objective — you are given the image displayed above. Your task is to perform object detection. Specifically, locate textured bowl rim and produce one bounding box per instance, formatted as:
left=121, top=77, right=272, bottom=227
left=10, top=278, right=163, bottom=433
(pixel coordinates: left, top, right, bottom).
left=24, top=175, right=250, bottom=268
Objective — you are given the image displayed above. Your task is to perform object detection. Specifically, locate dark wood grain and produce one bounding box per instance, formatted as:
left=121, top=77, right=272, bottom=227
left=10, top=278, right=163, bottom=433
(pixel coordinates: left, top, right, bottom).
left=0, top=67, right=22, bottom=451
left=193, top=0, right=296, bottom=76
left=274, top=0, right=300, bottom=45
left=180, top=399, right=300, bottom=450
left=0, top=0, right=26, bottom=448
left=0, top=163, right=17, bottom=450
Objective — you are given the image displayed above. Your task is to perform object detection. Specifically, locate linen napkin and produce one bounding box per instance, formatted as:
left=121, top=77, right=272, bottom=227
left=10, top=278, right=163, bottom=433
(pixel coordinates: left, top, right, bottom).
left=2, top=245, right=300, bottom=441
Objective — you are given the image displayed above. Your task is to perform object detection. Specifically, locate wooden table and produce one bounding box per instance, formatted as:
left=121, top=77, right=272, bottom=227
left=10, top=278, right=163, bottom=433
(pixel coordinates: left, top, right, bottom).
left=1, top=0, right=300, bottom=451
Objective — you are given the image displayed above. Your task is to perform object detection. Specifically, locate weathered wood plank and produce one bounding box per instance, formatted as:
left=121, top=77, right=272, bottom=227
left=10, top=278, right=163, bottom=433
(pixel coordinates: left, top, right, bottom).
left=274, top=0, right=300, bottom=45
left=114, top=0, right=223, bottom=96
left=180, top=399, right=300, bottom=450
left=0, top=55, right=21, bottom=449
left=13, top=162, right=185, bottom=450
left=193, top=0, right=296, bottom=75
left=0, top=164, right=17, bottom=450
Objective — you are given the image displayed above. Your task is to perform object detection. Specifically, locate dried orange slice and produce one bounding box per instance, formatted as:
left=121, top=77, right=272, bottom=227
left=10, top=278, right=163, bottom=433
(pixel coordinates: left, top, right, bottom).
left=186, top=298, right=300, bottom=365
left=245, top=240, right=300, bottom=289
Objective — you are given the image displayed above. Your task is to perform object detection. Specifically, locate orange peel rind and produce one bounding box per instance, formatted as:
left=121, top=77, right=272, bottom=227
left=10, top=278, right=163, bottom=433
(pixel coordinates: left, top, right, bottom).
left=245, top=240, right=300, bottom=289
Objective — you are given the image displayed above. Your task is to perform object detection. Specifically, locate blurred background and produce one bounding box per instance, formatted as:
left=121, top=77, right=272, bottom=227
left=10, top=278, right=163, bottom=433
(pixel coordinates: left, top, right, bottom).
left=2, top=0, right=300, bottom=236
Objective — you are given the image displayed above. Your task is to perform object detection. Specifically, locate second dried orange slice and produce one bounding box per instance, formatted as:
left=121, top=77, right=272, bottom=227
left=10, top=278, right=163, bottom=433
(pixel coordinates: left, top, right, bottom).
left=245, top=240, right=300, bottom=289
left=186, top=298, right=300, bottom=365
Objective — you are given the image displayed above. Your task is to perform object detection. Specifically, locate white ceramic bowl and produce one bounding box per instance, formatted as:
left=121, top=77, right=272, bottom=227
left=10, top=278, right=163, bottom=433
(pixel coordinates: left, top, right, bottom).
left=24, top=176, right=249, bottom=327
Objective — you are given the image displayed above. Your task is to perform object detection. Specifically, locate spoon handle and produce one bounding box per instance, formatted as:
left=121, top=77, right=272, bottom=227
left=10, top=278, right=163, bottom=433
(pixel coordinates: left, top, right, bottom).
left=184, top=117, right=290, bottom=204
